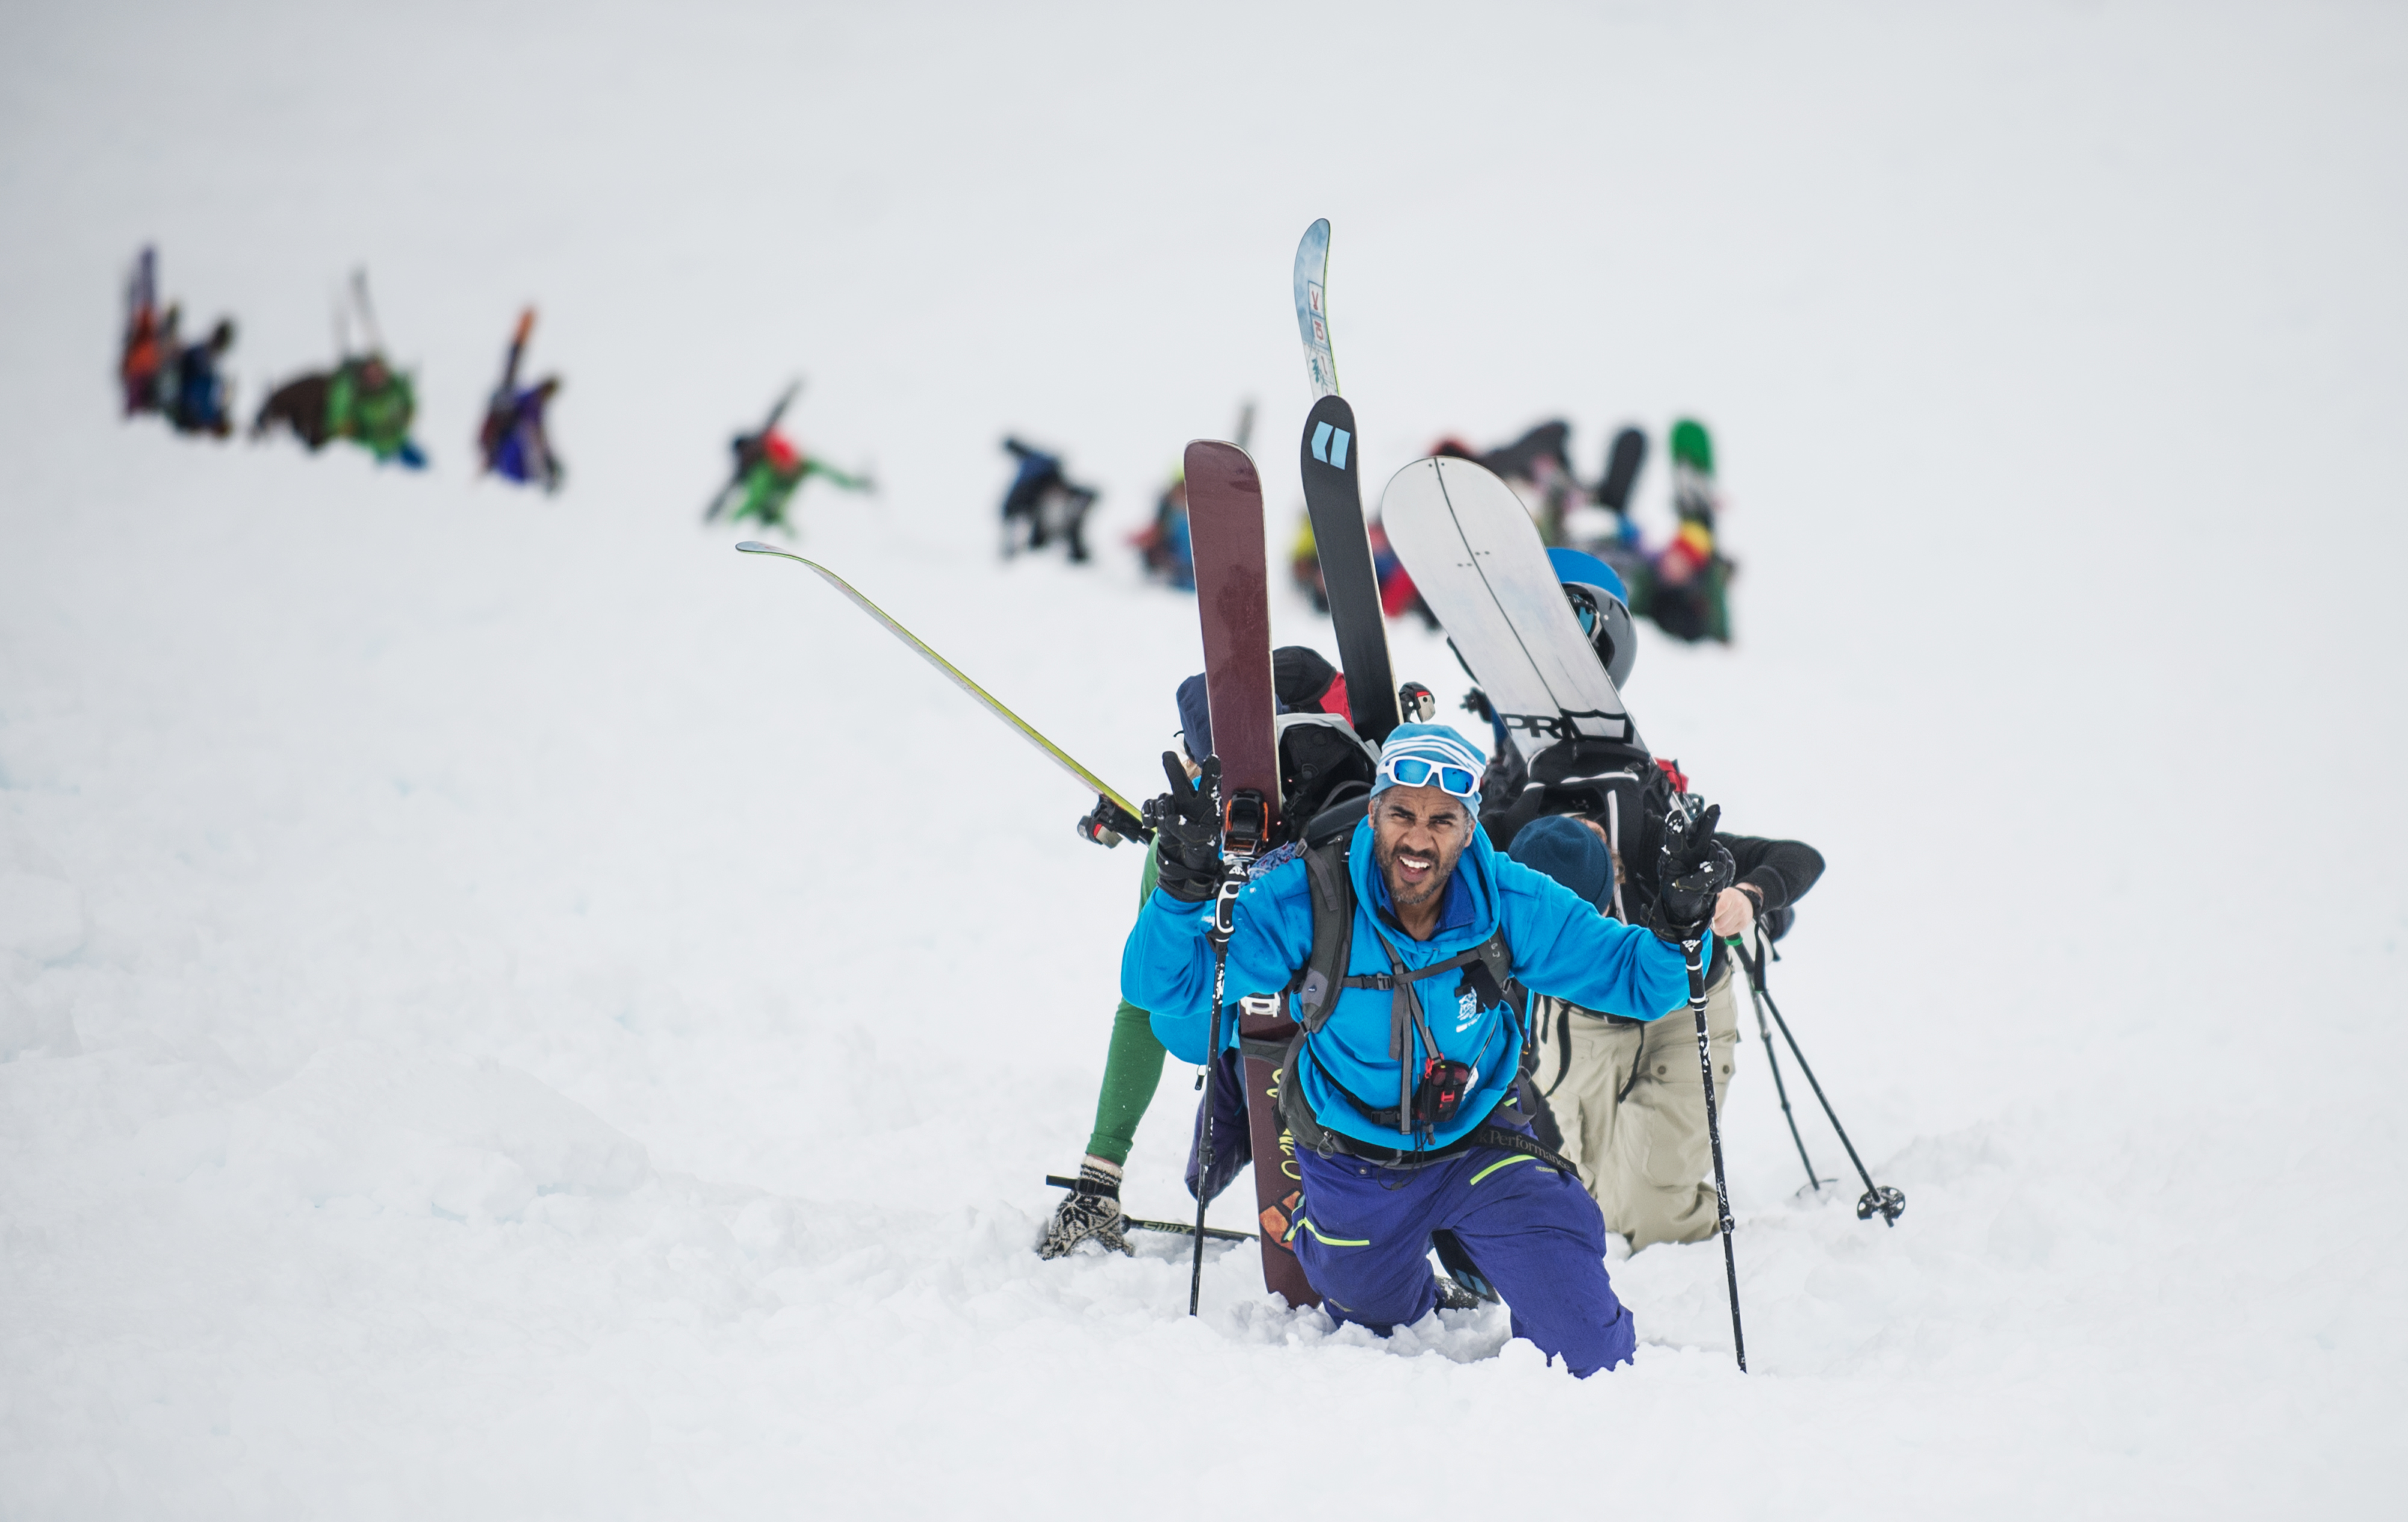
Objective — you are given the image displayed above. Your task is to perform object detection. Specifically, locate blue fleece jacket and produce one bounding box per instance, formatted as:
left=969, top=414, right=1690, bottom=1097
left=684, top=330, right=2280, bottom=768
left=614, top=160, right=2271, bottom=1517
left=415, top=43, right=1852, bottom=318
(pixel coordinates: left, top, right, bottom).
left=1121, top=817, right=1693, bottom=1151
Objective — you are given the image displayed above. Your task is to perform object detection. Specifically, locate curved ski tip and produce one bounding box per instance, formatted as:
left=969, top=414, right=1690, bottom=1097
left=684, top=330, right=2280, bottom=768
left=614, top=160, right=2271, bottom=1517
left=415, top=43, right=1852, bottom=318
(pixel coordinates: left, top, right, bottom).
left=734, top=541, right=778, bottom=554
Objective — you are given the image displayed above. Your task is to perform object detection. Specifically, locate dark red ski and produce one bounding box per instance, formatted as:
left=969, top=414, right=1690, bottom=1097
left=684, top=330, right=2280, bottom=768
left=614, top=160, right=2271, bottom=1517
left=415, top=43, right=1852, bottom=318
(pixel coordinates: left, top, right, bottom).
left=1182, top=440, right=1318, bottom=1311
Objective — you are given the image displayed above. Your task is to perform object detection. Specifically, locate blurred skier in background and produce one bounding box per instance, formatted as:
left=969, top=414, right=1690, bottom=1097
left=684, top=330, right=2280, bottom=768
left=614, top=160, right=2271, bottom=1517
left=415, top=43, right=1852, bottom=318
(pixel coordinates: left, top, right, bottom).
left=1292, top=512, right=1429, bottom=626
left=1289, top=509, right=1325, bottom=611
left=1644, top=418, right=1734, bottom=644
left=1565, top=420, right=1735, bottom=646
left=252, top=370, right=334, bottom=451
left=118, top=246, right=239, bottom=437
left=255, top=354, right=425, bottom=467
left=252, top=273, right=427, bottom=468
left=1134, top=468, right=1194, bottom=589
left=327, top=355, right=426, bottom=467
left=476, top=308, right=564, bottom=493
left=998, top=438, right=1097, bottom=562
left=118, top=247, right=168, bottom=416
left=704, top=386, right=872, bottom=533
left=1135, top=405, right=1250, bottom=589
left=163, top=318, right=237, bottom=438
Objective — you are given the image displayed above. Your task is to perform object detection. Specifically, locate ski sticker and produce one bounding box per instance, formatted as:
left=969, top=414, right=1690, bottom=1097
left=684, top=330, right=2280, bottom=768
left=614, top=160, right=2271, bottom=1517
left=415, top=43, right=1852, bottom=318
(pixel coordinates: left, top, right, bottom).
left=1309, top=420, right=1350, bottom=469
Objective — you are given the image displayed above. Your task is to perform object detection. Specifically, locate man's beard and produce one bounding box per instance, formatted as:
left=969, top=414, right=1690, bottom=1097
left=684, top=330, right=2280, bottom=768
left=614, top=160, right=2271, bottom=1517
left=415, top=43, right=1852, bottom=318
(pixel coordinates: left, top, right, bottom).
left=1376, top=833, right=1453, bottom=909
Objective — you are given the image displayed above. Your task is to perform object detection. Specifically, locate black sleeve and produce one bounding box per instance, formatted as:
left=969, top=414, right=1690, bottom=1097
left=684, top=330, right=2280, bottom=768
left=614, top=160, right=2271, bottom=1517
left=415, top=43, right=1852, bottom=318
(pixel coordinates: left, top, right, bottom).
left=1714, top=833, right=1824, bottom=913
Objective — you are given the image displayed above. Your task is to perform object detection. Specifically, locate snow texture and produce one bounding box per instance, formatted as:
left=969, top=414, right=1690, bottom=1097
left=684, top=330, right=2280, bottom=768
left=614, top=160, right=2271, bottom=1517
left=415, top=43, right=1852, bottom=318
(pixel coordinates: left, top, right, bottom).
left=2, top=1, right=2403, bottom=1516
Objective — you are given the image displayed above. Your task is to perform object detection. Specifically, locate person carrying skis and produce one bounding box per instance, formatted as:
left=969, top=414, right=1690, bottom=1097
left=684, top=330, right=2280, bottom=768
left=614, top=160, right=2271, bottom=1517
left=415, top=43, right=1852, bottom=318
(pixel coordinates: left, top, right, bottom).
left=998, top=438, right=1098, bottom=562
left=477, top=309, right=564, bottom=492
left=1125, top=722, right=1730, bottom=1374
left=486, top=379, right=562, bottom=490
left=326, top=354, right=427, bottom=468
left=704, top=387, right=870, bottom=534
left=713, top=426, right=871, bottom=533
left=164, top=318, right=237, bottom=438
left=1135, top=469, right=1195, bottom=589
left=258, top=352, right=426, bottom=467
left=1504, top=803, right=1821, bottom=1249
left=1643, top=418, right=1733, bottom=644
left=1039, top=650, right=1361, bottom=1258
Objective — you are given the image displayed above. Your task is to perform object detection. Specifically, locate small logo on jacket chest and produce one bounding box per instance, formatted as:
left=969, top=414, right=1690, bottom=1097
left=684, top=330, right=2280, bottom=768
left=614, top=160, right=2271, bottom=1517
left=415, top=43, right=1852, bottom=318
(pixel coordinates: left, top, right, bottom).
left=1456, top=990, right=1480, bottom=1030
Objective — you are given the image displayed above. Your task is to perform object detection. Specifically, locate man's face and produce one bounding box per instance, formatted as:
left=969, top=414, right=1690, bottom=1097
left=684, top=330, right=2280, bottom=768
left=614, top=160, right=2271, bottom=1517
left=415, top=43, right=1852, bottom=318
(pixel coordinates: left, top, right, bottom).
left=1371, top=784, right=1475, bottom=911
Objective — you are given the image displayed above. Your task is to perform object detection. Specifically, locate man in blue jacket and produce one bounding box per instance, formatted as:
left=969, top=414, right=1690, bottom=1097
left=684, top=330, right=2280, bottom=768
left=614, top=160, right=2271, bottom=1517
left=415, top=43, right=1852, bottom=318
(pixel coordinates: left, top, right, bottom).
left=1123, top=723, right=1731, bottom=1375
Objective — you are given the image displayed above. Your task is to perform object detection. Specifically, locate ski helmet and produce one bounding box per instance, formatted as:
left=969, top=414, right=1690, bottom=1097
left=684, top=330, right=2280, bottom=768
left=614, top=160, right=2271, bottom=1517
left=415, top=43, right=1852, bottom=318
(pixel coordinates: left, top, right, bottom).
left=1547, top=547, right=1636, bottom=691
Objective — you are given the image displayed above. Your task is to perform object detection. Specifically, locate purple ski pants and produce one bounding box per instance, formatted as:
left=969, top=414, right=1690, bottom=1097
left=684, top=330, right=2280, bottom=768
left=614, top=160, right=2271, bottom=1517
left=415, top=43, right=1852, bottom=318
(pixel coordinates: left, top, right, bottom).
left=1291, top=1138, right=1636, bottom=1376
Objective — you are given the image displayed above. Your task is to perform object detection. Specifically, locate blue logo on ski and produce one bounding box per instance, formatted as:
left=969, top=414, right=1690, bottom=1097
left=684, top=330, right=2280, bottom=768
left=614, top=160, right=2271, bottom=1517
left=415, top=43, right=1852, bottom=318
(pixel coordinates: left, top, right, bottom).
left=1310, top=422, right=1351, bottom=471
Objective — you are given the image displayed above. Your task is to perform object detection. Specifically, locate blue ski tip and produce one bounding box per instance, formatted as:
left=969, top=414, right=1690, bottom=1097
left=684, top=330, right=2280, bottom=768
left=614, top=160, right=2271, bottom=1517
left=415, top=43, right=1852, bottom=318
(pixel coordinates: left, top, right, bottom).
left=734, top=541, right=777, bottom=554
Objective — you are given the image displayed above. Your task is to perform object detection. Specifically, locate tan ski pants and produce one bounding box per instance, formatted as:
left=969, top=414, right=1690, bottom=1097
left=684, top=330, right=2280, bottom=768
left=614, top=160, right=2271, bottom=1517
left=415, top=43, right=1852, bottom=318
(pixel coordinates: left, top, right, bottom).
left=1530, top=964, right=1740, bottom=1250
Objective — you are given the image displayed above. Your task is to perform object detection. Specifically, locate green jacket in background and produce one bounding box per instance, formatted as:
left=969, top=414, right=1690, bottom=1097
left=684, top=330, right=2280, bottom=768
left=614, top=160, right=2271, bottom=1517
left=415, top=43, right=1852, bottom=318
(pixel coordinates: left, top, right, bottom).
left=327, top=360, right=418, bottom=460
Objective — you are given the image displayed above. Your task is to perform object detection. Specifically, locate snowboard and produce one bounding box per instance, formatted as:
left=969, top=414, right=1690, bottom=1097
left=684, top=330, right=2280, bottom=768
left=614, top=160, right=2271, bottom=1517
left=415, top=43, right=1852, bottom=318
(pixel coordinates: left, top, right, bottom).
left=1597, top=425, right=1646, bottom=514
left=1292, top=219, right=1401, bottom=746
left=1181, top=440, right=1318, bottom=1311
left=734, top=542, right=1146, bottom=835
left=1378, top=456, right=1639, bottom=764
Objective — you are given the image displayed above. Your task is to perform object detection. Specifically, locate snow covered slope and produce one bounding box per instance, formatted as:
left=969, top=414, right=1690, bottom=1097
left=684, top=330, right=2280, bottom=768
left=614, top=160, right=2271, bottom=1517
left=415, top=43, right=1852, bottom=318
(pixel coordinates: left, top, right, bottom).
left=2, top=1, right=2403, bottom=1516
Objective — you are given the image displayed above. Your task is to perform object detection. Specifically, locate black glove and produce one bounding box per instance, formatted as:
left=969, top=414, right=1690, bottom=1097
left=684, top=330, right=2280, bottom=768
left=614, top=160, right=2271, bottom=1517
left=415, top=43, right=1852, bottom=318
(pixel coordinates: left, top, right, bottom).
left=1142, top=752, right=1223, bottom=902
left=1649, top=801, right=1734, bottom=943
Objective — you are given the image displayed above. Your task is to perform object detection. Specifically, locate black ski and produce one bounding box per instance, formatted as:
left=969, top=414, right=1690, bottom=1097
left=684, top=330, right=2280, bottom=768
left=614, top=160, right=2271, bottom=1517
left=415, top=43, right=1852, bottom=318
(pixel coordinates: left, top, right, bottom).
left=1300, top=394, right=1401, bottom=744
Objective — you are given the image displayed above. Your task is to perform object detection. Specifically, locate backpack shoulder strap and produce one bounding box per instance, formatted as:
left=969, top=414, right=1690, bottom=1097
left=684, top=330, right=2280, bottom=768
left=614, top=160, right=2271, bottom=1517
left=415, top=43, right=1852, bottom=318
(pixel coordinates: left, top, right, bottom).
left=1464, top=930, right=1513, bottom=1009
left=1289, top=837, right=1357, bottom=1033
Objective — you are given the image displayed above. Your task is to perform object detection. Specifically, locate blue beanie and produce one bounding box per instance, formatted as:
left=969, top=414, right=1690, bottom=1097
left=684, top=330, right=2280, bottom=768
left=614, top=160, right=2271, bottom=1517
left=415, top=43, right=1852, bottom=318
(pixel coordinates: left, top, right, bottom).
left=1175, top=673, right=1212, bottom=762
left=1507, top=813, right=1611, bottom=910
left=1371, top=722, right=1488, bottom=813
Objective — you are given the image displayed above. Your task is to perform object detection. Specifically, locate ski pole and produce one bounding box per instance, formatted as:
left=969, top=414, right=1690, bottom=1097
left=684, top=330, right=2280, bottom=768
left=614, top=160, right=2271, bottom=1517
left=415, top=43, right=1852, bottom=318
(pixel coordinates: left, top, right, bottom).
left=1188, top=786, right=1266, bottom=1317
left=1683, top=936, right=1745, bottom=1373
left=1727, top=933, right=1829, bottom=1195
left=1736, top=934, right=1905, bottom=1227
left=351, top=269, right=386, bottom=354
left=1191, top=938, right=1229, bottom=1316
left=1191, top=862, right=1246, bottom=1315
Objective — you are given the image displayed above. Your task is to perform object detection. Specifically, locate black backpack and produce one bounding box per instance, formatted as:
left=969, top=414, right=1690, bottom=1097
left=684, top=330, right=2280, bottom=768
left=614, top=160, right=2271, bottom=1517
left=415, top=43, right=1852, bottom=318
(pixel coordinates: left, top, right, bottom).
left=1271, top=713, right=1378, bottom=847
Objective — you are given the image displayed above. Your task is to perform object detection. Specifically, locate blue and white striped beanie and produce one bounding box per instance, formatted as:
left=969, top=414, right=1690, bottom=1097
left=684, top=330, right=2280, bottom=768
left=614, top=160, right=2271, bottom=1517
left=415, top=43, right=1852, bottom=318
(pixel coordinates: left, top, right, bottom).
left=1371, top=722, right=1488, bottom=813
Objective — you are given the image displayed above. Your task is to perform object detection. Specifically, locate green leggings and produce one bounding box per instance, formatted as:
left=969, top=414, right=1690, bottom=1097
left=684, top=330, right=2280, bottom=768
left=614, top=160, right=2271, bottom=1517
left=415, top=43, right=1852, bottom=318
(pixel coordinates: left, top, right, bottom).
left=1084, top=840, right=1168, bottom=1166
